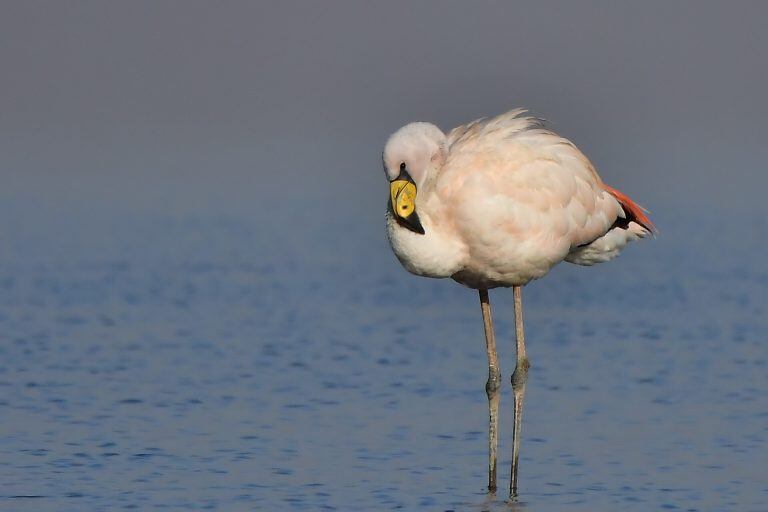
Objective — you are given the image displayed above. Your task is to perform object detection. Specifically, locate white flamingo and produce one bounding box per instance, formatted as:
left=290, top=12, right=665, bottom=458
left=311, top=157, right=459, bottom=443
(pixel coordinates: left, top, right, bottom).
left=382, top=108, right=655, bottom=496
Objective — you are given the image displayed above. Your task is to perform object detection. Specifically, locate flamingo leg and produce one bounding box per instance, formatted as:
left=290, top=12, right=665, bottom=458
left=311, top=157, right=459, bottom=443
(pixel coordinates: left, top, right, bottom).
left=479, top=289, right=501, bottom=492
left=510, top=285, right=530, bottom=498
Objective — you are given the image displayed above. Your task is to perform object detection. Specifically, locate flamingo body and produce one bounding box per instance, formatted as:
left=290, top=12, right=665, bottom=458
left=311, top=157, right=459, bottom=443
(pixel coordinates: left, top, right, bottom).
left=384, top=109, right=653, bottom=289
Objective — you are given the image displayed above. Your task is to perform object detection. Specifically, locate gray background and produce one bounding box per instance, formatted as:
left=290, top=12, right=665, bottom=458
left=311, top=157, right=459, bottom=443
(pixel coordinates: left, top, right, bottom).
left=2, top=1, right=766, bottom=213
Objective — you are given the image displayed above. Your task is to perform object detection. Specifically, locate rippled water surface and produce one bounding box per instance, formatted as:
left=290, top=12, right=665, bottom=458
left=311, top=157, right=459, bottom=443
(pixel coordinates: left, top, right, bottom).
left=1, top=196, right=766, bottom=511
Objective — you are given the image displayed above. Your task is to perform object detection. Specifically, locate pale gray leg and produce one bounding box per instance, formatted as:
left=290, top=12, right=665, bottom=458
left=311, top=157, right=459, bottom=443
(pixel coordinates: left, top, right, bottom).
left=510, top=285, right=530, bottom=498
left=479, top=289, right=501, bottom=492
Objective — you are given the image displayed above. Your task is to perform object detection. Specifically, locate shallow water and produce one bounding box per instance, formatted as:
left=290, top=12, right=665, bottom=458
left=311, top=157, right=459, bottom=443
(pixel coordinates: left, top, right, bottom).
left=0, top=195, right=766, bottom=511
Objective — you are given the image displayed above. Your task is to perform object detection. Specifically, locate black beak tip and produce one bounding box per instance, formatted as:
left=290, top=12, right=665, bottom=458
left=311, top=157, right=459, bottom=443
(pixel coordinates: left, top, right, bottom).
left=401, top=212, right=425, bottom=235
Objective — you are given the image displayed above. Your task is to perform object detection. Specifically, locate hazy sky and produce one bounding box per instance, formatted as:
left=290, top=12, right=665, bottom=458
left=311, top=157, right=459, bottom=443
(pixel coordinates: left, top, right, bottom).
left=2, top=1, right=767, bottom=213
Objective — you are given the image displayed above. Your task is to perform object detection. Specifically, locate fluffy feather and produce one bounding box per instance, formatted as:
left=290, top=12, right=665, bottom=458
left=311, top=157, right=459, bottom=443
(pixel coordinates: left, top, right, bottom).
left=383, top=108, right=654, bottom=288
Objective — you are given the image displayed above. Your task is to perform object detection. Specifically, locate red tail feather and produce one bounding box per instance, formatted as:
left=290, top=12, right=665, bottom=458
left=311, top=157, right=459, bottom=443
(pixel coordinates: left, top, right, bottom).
left=602, top=184, right=656, bottom=234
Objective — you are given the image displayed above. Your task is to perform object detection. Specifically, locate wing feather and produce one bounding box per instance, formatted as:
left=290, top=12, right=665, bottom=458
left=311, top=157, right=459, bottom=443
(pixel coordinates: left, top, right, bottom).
left=439, top=109, right=621, bottom=264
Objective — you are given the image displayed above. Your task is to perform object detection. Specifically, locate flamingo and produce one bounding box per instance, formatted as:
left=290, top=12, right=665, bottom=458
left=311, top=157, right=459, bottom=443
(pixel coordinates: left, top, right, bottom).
left=382, top=108, right=655, bottom=497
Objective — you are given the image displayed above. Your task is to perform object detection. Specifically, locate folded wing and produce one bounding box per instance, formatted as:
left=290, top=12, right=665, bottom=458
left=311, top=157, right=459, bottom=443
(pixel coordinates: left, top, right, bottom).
left=438, top=109, right=650, bottom=279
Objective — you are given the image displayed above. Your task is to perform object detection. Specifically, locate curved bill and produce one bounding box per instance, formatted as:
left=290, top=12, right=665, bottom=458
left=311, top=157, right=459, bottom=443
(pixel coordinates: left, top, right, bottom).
left=389, top=170, right=425, bottom=234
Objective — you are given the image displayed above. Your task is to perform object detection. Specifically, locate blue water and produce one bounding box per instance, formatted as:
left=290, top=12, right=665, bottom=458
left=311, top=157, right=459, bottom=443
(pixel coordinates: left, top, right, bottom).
left=0, top=193, right=766, bottom=511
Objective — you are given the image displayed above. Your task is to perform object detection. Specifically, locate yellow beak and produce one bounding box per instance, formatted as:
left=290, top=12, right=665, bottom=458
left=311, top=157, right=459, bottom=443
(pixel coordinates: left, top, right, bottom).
left=389, top=170, right=425, bottom=234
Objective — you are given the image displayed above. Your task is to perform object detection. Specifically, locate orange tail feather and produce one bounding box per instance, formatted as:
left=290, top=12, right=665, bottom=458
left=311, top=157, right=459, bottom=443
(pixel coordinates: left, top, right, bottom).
left=602, top=184, right=656, bottom=234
